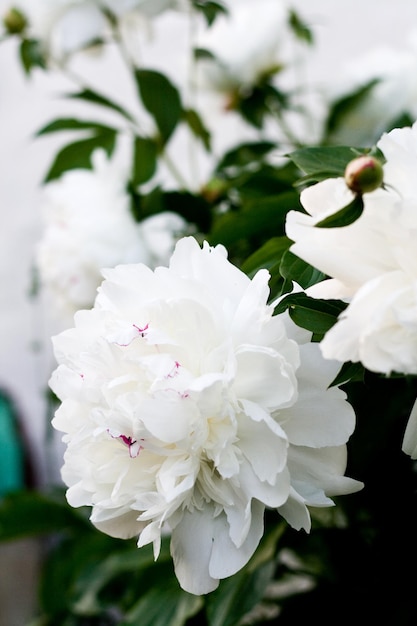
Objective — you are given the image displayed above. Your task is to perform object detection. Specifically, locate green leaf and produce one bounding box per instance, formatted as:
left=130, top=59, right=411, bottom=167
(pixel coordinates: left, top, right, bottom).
left=238, top=84, right=288, bottom=129
left=275, top=292, right=347, bottom=336
left=215, top=141, right=276, bottom=173
left=182, top=108, right=211, bottom=151
left=325, top=79, right=380, bottom=138
left=134, top=70, right=182, bottom=145
left=191, top=1, right=228, bottom=25
left=315, top=194, right=364, bottom=228
left=241, top=236, right=291, bottom=276
left=36, top=118, right=117, bottom=137
left=72, top=540, right=172, bottom=616
left=206, top=560, right=275, bottom=626
left=288, top=145, right=362, bottom=179
left=241, top=237, right=292, bottom=301
left=280, top=249, right=326, bottom=289
left=329, top=361, right=365, bottom=387
left=133, top=188, right=212, bottom=233
left=19, top=38, right=46, bottom=74
left=0, top=490, right=90, bottom=541
left=131, top=136, right=158, bottom=186
left=288, top=9, right=314, bottom=44
left=43, top=129, right=116, bottom=182
left=193, top=47, right=217, bottom=61
left=39, top=531, right=130, bottom=617
left=68, top=89, right=136, bottom=123
left=122, top=579, right=203, bottom=626
left=210, top=191, right=300, bottom=246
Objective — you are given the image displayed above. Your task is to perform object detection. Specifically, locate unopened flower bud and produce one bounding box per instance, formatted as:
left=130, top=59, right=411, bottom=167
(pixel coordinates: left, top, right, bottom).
left=344, top=155, right=384, bottom=195
left=3, top=7, right=27, bottom=35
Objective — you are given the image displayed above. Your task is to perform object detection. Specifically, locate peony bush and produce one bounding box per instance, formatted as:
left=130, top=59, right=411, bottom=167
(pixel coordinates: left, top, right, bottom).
left=1, top=1, right=417, bottom=624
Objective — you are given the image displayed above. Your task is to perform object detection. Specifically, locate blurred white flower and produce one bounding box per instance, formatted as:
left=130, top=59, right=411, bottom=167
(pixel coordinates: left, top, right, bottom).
left=193, top=0, right=323, bottom=148
left=286, top=123, right=417, bottom=377
left=101, top=0, right=182, bottom=18
left=11, top=0, right=183, bottom=60
left=50, top=236, right=361, bottom=595
left=196, top=0, right=304, bottom=98
left=36, top=149, right=186, bottom=322
left=325, top=31, right=417, bottom=145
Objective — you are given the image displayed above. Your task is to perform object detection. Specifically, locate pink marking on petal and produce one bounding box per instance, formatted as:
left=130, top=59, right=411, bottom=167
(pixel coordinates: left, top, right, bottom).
left=133, top=323, right=149, bottom=337
left=107, top=430, right=144, bottom=458
left=166, top=360, right=181, bottom=379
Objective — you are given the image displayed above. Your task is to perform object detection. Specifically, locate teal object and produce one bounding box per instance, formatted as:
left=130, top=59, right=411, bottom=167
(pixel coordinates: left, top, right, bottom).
left=0, top=391, right=25, bottom=497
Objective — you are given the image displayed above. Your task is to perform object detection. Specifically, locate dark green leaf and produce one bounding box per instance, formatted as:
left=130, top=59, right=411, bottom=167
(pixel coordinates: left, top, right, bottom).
left=316, top=194, right=364, bottom=228
left=210, top=191, right=300, bottom=246
left=206, top=560, right=275, bottom=626
left=19, top=38, right=46, bottom=74
left=193, top=47, right=217, bottom=61
left=0, top=490, right=90, bottom=541
left=133, top=188, right=212, bottom=233
left=72, top=539, right=172, bottom=616
left=43, top=129, right=116, bottom=182
left=385, top=111, right=415, bottom=133
left=68, top=89, right=136, bottom=123
left=275, top=292, right=347, bottom=336
left=238, top=84, right=288, bottom=129
left=39, top=531, right=129, bottom=617
left=182, top=108, right=211, bottom=151
left=241, top=236, right=291, bottom=276
left=280, top=249, right=326, bottom=289
left=325, top=79, right=380, bottom=138
left=288, top=10, right=314, bottom=44
left=191, top=1, right=228, bottom=26
left=131, top=136, right=158, bottom=187
left=134, top=70, right=182, bottom=145
left=36, top=118, right=117, bottom=137
left=122, top=581, right=203, bottom=626
left=329, top=361, right=365, bottom=387
left=215, top=141, right=276, bottom=173
left=288, top=145, right=362, bottom=178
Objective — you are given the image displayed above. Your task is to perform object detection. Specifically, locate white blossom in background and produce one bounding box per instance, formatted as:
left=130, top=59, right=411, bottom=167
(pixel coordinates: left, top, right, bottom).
left=36, top=149, right=186, bottom=323
left=7, top=0, right=183, bottom=61
left=194, top=0, right=323, bottom=147
left=50, top=236, right=361, bottom=595
left=196, top=0, right=303, bottom=98
left=285, top=123, right=417, bottom=455
left=325, top=30, right=417, bottom=146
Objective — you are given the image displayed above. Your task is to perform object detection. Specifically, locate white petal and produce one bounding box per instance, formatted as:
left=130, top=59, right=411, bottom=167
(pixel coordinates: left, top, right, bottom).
left=238, top=403, right=288, bottom=483
left=402, top=398, right=417, bottom=458
left=209, top=500, right=265, bottom=579
left=234, top=345, right=298, bottom=410
left=170, top=508, right=219, bottom=595
left=280, top=343, right=356, bottom=447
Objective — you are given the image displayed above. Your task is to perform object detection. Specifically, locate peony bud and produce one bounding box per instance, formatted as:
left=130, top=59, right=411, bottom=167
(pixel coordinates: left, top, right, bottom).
left=3, top=7, right=27, bottom=35
left=344, top=155, right=384, bottom=195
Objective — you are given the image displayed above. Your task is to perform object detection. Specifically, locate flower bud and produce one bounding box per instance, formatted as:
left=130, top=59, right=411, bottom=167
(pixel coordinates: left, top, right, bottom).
left=3, top=7, right=27, bottom=35
left=344, top=155, right=384, bottom=194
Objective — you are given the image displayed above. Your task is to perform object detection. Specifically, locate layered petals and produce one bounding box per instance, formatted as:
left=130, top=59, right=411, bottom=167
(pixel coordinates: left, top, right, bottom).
left=51, top=236, right=360, bottom=594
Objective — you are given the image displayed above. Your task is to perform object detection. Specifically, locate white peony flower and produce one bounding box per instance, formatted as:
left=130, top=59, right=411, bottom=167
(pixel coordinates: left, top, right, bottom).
left=11, top=0, right=183, bottom=61
left=325, top=31, right=417, bottom=146
left=195, top=0, right=305, bottom=98
left=286, top=123, right=417, bottom=377
left=36, top=149, right=186, bottom=322
left=101, top=0, right=183, bottom=18
left=12, top=0, right=108, bottom=60
left=50, top=236, right=361, bottom=595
